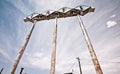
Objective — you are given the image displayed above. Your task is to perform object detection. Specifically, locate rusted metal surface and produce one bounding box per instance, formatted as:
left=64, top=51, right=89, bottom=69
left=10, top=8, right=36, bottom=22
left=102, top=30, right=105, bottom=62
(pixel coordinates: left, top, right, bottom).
left=24, top=5, right=95, bottom=23
left=77, top=15, right=103, bottom=74
left=9, top=21, right=36, bottom=74
left=20, top=68, right=24, bottom=74
left=50, top=17, right=57, bottom=74
left=76, top=57, right=82, bottom=74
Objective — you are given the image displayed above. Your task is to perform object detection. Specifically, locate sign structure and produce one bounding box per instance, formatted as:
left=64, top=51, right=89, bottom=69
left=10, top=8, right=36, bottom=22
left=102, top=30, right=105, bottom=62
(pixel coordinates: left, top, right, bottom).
left=24, top=5, right=95, bottom=22
left=10, top=5, right=103, bottom=74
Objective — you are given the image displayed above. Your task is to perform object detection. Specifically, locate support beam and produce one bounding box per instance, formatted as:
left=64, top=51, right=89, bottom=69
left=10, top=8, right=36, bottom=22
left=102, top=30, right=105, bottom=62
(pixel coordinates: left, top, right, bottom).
left=50, top=17, right=58, bottom=74
left=0, top=68, right=3, bottom=74
left=9, top=21, right=36, bottom=74
left=20, top=68, right=24, bottom=74
left=76, top=57, right=82, bottom=74
left=77, top=15, right=103, bottom=74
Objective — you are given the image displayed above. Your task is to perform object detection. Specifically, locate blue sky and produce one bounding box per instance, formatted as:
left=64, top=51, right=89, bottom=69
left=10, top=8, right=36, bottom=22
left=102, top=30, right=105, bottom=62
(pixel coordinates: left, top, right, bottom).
left=0, top=0, right=120, bottom=74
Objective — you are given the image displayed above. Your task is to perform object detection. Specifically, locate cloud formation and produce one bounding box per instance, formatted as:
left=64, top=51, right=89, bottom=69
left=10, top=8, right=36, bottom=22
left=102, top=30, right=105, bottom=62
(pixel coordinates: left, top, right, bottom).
left=106, top=20, right=117, bottom=28
left=0, top=48, right=11, bottom=61
left=110, top=14, right=116, bottom=18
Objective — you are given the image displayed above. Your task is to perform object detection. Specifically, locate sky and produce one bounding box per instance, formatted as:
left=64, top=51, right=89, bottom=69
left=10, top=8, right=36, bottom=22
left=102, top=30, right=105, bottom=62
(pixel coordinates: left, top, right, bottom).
left=0, top=0, right=120, bottom=74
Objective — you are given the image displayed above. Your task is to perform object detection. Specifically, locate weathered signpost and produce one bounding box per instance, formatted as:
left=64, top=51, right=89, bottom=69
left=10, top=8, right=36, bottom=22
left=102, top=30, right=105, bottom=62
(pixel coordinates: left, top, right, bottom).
left=10, top=5, right=103, bottom=74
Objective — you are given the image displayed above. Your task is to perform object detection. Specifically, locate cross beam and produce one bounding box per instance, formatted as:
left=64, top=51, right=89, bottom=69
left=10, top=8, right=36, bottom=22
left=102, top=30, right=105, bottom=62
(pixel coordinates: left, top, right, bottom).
left=24, top=5, right=95, bottom=23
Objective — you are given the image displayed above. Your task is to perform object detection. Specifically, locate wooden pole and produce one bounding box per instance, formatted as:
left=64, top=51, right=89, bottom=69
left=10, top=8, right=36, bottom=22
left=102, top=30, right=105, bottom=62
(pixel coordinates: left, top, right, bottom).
left=50, top=17, right=57, bottom=74
left=0, top=68, right=3, bottom=74
left=76, top=57, right=82, bottom=74
left=77, top=15, right=103, bottom=74
left=9, top=21, right=36, bottom=74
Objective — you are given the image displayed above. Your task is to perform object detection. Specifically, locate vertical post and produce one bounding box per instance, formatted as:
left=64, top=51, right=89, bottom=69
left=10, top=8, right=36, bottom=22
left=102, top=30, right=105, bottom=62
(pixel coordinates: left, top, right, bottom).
left=50, top=17, right=57, bottom=74
left=77, top=15, right=103, bottom=74
left=9, top=21, right=36, bottom=74
left=0, top=68, right=3, bottom=74
left=20, top=68, right=24, bottom=74
left=76, top=57, right=82, bottom=74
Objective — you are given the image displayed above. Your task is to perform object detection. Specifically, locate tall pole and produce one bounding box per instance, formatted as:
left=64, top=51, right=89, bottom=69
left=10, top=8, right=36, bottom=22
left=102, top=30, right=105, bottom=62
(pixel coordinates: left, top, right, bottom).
left=9, top=21, right=36, bottom=74
left=50, top=17, right=57, bottom=74
left=76, top=57, right=82, bottom=74
left=0, top=68, right=3, bottom=74
left=20, top=68, right=24, bottom=74
left=77, top=15, right=103, bottom=74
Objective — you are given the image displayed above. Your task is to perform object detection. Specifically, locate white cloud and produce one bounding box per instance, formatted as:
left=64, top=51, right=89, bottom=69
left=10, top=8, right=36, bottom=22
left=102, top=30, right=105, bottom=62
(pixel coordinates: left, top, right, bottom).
left=6, top=0, right=31, bottom=14
left=110, top=14, right=116, bottom=18
left=106, top=20, right=117, bottom=28
left=0, top=48, right=11, bottom=61
left=106, top=14, right=117, bottom=28
left=28, top=0, right=76, bottom=12
left=22, top=50, right=51, bottom=70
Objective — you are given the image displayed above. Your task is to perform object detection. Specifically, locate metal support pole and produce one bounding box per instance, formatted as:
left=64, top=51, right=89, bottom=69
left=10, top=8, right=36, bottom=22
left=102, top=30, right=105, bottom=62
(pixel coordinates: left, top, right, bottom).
left=50, top=17, right=57, bottom=74
left=76, top=57, right=82, bottom=74
left=20, top=68, right=24, bottom=74
left=9, top=21, right=36, bottom=74
left=77, top=15, right=103, bottom=74
left=0, top=68, right=3, bottom=74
